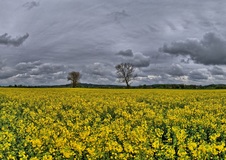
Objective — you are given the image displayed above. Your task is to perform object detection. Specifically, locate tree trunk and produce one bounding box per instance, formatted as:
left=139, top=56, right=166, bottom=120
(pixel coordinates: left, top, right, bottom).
left=125, top=80, right=130, bottom=88
left=72, top=80, right=76, bottom=88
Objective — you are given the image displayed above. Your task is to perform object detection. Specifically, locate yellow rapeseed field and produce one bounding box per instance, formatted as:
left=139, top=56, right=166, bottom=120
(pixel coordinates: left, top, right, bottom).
left=0, top=88, right=226, bottom=159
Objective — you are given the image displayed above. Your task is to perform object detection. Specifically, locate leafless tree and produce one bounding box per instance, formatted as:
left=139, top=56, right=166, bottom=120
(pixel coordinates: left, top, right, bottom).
left=67, top=71, right=81, bottom=88
left=115, top=63, right=136, bottom=88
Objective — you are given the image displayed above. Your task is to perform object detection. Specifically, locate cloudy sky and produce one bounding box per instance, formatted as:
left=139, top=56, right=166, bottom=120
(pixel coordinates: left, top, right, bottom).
left=1, top=0, right=226, bottom=86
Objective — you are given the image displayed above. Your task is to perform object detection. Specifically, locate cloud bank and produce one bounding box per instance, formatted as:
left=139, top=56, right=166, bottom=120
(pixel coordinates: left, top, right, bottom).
left=116, top=49, right=151, bottom=67
left=0, top=33, right=29, bottom=47
left=0, top=61, right=68, bottom=85
left=116, top=49, right=133, bottom=57
left=23, top=1, right=40, bottom=10
left=188, top=69, right=209, bottom=80
left=160, top=32, right=226, bottom=65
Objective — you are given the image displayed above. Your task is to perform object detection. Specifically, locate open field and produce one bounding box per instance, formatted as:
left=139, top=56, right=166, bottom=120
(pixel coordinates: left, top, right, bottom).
left=0, top=88, right=226, bottom=159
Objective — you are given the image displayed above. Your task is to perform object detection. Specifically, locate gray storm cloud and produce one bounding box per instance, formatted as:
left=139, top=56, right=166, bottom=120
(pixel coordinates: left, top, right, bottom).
left=160, top=32, right=226, bottom=65
left=16, top=61, right=42, bottom=71
left=0, top=58, right=5, bottom=70
left=116, top=49, right=133, bottom=57
left=131, top=53, right=150, bottom=68
left=167, top=64, right=185, bottom=77
left=189, top=69, right=209, bottom=80
left=23, top=1, right=40, bottom=10
left=82, top=62, right=115, bottom=84
left=116, top=49, right=151, bottom=67
left=208, top=66, right=225, bottom=75
left=5, top=61, right=67, bottom=80
left=0, top=33, right=29, bottom=47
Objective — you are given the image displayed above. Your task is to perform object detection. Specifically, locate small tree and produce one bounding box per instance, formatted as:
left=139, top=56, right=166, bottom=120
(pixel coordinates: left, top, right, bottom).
left=115, top=63, right=136, bottom=88
left=67, top=71, right=81, bottom=88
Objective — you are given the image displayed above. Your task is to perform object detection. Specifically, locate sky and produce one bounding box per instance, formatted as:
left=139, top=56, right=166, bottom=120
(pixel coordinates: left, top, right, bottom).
left=1, top=0, right=226, bottom=86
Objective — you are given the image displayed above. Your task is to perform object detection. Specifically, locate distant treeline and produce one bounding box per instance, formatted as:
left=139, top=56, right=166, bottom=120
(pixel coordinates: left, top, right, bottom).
left=143, top=84, right=226, bottom=89
left=3, top=83, right=226, bottom=89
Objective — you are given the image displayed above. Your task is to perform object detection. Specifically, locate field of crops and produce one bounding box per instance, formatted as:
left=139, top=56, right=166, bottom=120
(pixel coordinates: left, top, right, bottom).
left=0, top=88, right=226, bottom=159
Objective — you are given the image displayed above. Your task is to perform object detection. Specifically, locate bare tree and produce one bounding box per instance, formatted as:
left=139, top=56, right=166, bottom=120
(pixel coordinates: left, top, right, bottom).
left=115, top=63, right=136, bottom=88
left=67, top=71, right=81, bottom=88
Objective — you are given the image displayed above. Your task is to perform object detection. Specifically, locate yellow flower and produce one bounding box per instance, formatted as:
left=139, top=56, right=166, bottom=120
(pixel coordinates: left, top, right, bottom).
left=55, top=138, right=67, bottom=148
left=61, top=148, right=74, bottom=159
left=215, top=142, right=225, bottom=152
left=178, top=147, right=187, bottom=157
left=7, top=154, right=16, bottom=160
left=155, top=128, right=164, bottom=138
left=42, top=155, right=53, bottom=160
left=87, top=148, right=95, bottom=156
left=123, top=142, right=133, bottom=153
left=30, top=157, right=39, bottom=160
left=30, top=139, right=42, bottom=148
left=152, top=140, right=160, bottom=149
left=210, top=133, right=221, bottom=142
left=187, top=142, right=197, bottom=151
left=0, top=88, right=226, bottom=160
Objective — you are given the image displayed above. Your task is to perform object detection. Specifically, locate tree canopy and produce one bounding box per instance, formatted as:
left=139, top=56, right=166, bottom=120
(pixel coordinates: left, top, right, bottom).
left=67, top=71, right=81, bottom=88
left=115, top=63, right=136, bottom=88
